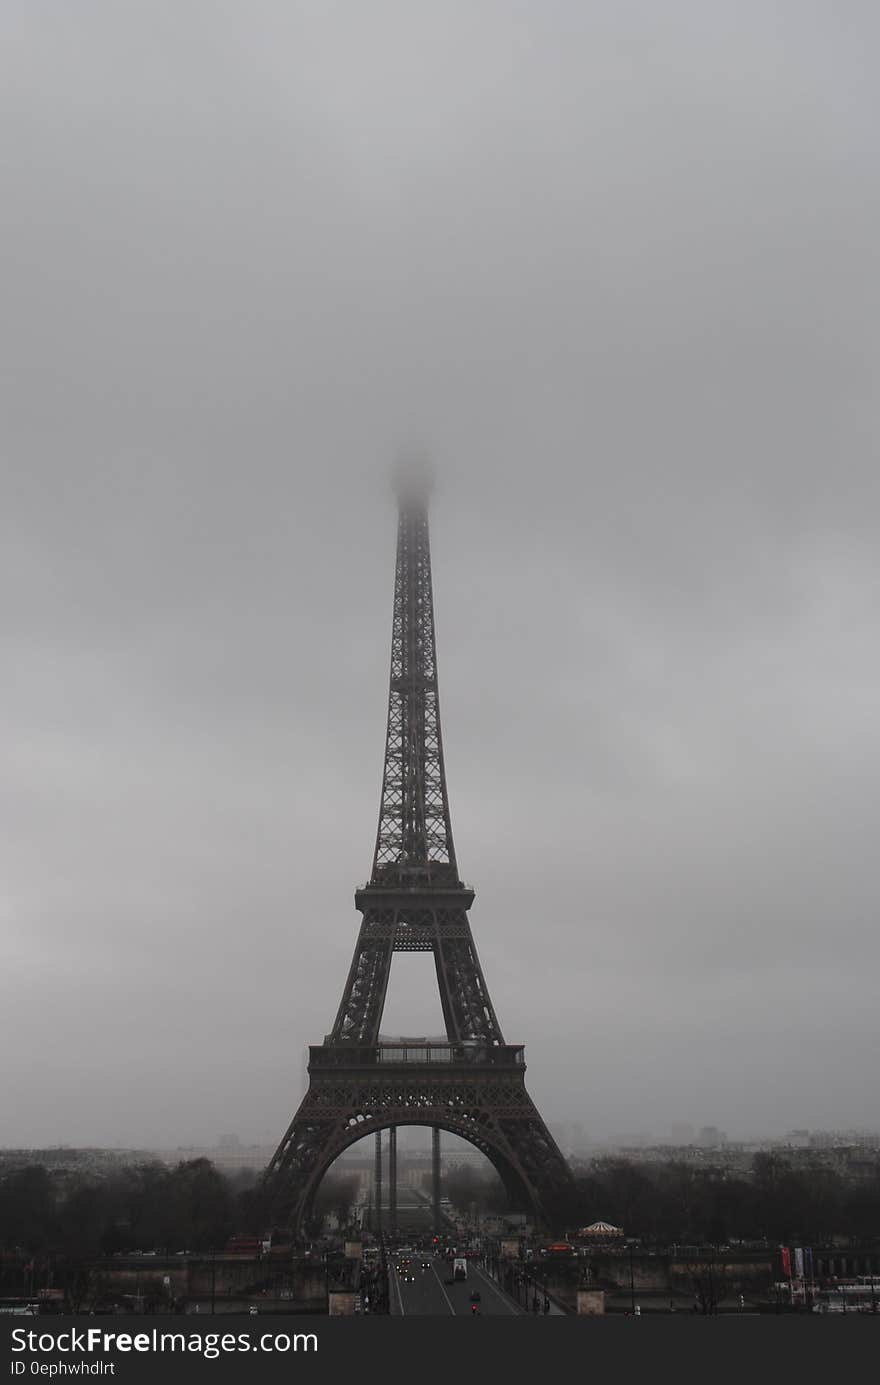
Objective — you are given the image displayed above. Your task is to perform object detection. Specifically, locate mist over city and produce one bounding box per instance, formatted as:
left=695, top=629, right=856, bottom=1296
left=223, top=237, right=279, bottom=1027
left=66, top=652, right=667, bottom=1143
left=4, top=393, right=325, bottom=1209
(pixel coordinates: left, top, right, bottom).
left=3, top=2, right=878, bottom=1163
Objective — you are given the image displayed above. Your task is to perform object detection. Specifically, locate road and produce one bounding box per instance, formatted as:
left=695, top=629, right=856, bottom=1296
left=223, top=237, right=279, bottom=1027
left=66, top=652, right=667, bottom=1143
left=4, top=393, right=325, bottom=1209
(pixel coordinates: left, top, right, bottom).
left=389, top=1255, right=520, bottom=1317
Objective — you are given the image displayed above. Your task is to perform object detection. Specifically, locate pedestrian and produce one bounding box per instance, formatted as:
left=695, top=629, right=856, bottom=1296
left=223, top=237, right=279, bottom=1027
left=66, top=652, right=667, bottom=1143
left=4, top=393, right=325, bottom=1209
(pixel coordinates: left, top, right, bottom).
left=543, top=1297, right=550, bottom=1315
left=532, top=1295, right=539, bottom=1314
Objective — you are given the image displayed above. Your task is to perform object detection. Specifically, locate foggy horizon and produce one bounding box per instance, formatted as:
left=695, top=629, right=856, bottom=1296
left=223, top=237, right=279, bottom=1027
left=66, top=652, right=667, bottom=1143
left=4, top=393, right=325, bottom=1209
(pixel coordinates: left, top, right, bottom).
left=3, top=3, right=879, bottom=1152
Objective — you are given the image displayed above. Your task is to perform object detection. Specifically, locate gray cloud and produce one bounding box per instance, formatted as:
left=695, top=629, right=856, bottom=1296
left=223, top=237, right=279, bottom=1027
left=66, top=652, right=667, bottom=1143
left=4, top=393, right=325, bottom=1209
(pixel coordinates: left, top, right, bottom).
left=2, top=1, right=878, bottom=1148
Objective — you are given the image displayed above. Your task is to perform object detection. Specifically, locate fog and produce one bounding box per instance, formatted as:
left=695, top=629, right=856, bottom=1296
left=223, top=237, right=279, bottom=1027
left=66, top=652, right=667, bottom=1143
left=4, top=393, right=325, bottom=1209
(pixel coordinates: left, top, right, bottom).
left=2, top=2, right=878, bottom=1149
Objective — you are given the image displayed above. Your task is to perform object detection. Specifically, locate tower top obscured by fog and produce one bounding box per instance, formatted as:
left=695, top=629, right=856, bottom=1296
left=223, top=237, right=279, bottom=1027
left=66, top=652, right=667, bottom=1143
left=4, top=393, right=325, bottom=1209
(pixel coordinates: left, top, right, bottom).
left=391, top=450, right=434, bottom=506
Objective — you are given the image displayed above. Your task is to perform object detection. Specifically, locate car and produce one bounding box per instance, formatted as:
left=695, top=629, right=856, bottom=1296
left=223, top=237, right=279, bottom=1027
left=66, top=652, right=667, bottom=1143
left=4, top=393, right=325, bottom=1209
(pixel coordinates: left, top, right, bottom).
left=470, top=1290, right=481, bottom=1303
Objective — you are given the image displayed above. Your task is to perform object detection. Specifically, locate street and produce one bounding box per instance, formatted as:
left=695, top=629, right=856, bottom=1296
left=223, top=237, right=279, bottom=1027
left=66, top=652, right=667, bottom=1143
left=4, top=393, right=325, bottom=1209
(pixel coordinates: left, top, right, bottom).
left=389, top=1255, right=520, bottom=1317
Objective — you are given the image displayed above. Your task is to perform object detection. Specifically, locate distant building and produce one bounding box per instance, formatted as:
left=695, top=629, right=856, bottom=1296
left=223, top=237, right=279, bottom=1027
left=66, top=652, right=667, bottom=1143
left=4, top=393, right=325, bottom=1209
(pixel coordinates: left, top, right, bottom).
left=697, top=1127, right=727, bottom=1148
left=786, top=1129, right=811, bottom=1148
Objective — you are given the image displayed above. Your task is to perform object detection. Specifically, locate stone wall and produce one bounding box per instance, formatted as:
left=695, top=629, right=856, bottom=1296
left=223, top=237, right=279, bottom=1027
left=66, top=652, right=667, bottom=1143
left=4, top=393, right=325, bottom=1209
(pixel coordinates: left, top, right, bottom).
left=85, top=1255, right=328, bottom=1313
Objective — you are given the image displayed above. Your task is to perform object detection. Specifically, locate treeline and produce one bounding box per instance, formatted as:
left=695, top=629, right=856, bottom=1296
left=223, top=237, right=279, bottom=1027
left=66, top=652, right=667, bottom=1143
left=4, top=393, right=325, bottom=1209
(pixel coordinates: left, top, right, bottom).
left=0, top=1158, right=362, bottom=1259
left=3, top=1152, right=879, bottom=1256
left=443, top=1163, right=508, bottom=1215
left=549, top=1152, right=880, bottom=1243
left=436, top=1152, right=880, bottom=1244
left=0, top=1159, right=239, bottom=1257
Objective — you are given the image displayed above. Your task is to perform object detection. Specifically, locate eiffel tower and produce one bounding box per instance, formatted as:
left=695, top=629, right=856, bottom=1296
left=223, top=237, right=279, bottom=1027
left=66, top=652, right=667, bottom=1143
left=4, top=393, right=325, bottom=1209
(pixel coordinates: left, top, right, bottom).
left=262, top=457, right=572, bottom=1232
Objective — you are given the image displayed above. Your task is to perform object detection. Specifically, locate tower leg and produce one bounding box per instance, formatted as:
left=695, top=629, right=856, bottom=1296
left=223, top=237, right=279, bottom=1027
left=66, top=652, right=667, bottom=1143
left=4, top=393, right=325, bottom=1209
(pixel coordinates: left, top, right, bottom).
left=432, top=1127, right=441, bottom=1234
left=375, top=1130, right=382, bottom=1236
left=389, top=1127, right=397, bottom=1235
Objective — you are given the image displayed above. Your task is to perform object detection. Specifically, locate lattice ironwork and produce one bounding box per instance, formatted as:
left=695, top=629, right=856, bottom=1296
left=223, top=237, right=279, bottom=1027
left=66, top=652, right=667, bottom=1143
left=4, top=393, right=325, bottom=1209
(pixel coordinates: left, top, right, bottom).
left=372, top=460, right=456, bottom=885
left=263, top=1053, right=571, bottom=1231
left=329, top=895, right=504, bottom=1046
left=262, top=459, right=572, bottom=1232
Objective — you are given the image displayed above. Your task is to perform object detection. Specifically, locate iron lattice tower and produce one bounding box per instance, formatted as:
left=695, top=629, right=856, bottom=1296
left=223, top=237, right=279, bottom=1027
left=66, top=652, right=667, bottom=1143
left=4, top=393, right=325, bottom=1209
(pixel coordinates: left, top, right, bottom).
left=262, top=458, right=572, bottom=1231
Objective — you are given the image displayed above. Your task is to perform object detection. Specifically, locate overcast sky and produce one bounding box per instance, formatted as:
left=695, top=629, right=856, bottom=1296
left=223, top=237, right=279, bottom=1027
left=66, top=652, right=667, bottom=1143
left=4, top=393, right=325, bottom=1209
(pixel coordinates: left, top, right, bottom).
left=2, top=1, right=878, bottom=1151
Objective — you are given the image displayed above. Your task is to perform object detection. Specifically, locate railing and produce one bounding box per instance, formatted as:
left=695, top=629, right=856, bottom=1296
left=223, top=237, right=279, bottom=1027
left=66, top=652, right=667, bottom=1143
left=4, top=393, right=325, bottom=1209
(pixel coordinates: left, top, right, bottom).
left=364, top=862, right=467, bottom=887
left=309, top=1043, right=525, bottom=1068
